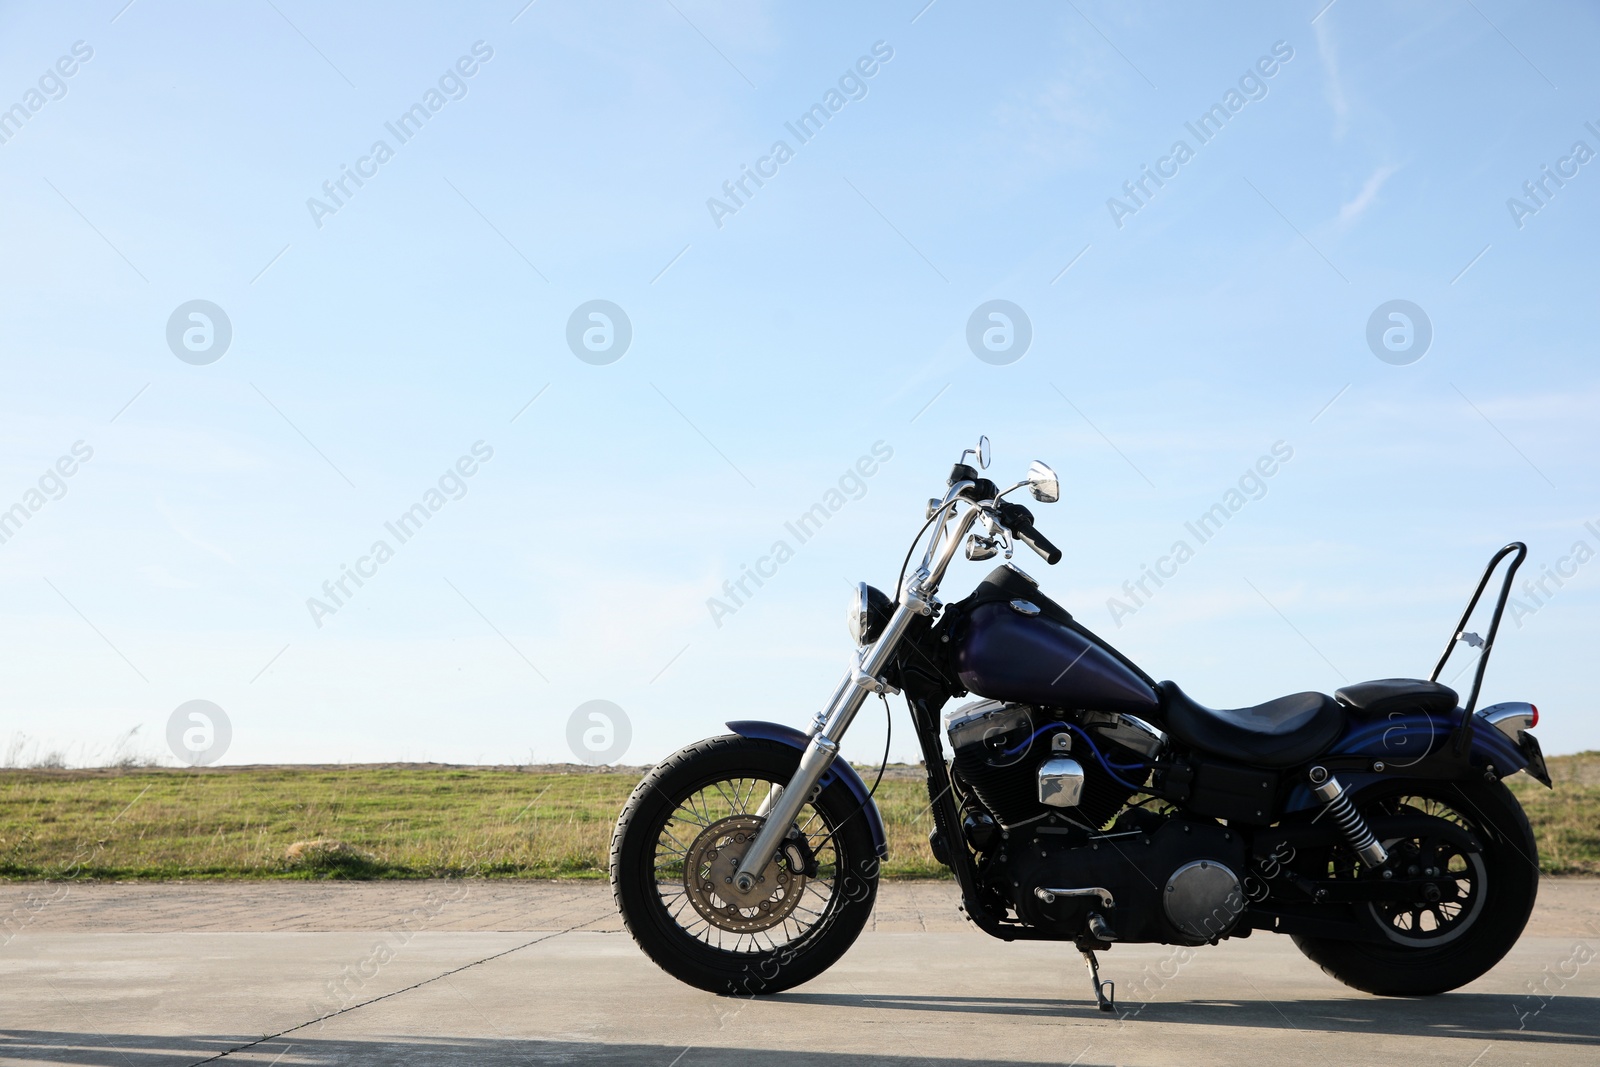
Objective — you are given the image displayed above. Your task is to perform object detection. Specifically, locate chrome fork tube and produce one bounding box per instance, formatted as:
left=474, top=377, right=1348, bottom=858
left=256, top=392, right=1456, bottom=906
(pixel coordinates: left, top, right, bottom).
left=731, top=504, right=981, bottom=891
left=730, top=605, right=910, bottom=891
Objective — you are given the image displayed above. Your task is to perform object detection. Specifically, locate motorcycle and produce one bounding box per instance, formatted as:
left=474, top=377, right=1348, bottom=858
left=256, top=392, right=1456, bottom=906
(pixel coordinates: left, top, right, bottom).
left=610, top=438, right=1552, bottom=1009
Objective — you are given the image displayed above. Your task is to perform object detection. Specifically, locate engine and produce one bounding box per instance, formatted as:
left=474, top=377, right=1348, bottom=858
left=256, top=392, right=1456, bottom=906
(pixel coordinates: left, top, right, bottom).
left=944, top=699, right=1161, bottom=832
left=945, top=699, right=1250, bottom=945
left=1009, top=816, right=1249, bottom=943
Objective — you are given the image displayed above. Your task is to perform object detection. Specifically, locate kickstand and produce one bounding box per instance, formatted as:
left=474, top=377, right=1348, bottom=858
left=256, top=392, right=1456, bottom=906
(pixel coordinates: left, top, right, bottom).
left=1081, top=949, right=1115, bottom=1013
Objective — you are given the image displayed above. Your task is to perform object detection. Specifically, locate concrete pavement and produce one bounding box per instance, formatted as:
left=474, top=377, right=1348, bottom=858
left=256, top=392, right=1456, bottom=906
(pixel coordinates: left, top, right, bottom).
left=1, top=880, right=1596, bottom=1066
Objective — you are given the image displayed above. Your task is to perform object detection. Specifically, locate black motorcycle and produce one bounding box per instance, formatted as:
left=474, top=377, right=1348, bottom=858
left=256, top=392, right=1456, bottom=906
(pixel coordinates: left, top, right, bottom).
left=611, top=438, right=1552, bottom=1009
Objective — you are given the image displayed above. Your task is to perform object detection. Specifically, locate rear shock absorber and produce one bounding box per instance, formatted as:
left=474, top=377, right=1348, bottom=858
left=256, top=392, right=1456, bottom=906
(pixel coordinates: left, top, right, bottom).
left=1308, top=766, right=1388, bottom=868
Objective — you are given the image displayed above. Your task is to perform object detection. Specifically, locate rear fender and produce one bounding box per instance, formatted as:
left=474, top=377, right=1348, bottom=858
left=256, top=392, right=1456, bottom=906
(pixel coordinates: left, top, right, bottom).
left=726, top=720, right=889, bottom=859
left=1284, top=707, right=1545, bottom=813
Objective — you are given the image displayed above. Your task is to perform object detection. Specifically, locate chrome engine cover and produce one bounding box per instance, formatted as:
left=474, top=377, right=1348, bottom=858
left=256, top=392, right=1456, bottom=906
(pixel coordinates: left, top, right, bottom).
left=1162, top=859, right=1244, bottom=941
left=1037, top=757, right=1085, bottom=808
left=944, top=698, right=1032, bottom=752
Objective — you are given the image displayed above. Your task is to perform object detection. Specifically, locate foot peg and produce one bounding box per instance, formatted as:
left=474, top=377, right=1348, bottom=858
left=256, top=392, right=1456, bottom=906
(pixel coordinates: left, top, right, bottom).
left=1087, top=911, right=1118, bottom=942
left=1081, top=949, right=1115, bottom=1012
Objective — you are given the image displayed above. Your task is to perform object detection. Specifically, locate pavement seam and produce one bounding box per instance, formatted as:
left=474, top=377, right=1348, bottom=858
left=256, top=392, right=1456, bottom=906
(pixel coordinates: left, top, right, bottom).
left=182, top=912, right=610, bottom=1065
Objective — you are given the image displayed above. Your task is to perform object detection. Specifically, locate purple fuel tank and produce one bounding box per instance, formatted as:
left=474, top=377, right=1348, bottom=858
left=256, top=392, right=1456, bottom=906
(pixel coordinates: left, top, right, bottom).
left=953, top=599, right=1159, bottom=713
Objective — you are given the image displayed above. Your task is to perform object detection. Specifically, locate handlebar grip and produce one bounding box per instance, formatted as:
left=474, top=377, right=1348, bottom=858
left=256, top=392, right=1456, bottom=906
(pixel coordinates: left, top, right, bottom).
left=1016, top=524, right=1062, bottom=565
left=995, top=501, right=1061, bottom=564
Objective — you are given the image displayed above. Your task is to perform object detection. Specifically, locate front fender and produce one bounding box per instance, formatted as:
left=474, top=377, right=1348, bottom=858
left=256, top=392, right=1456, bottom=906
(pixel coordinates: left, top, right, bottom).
left=727, top=720, right=889, bottom=859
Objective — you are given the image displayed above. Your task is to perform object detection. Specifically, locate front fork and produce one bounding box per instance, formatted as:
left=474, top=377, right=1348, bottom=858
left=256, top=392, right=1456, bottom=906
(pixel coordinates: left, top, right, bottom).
left=730, top=590, right=928, bottom=892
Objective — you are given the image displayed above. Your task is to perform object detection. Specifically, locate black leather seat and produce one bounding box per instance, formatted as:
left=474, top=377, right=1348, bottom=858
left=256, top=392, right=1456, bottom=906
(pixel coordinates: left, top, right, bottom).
left=1334, top=678, right=1458, bottom=718
left=1155, top=681, right=1345, bottom=768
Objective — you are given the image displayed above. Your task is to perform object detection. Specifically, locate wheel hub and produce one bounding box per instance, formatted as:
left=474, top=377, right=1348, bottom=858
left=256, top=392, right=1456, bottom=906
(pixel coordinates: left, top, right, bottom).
left=1367, top=822, right=1484, bottom=946
left=683, top=815, right=807, bottom=933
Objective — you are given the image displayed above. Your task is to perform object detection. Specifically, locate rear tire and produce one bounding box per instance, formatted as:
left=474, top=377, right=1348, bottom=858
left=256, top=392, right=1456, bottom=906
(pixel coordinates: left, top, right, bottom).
left=610, top=734, right=880, bottom=995
left=1291, top=777, right=1539, bottom=996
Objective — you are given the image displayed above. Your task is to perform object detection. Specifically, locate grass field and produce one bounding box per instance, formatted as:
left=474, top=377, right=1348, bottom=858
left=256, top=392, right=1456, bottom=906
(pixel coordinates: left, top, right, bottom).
left=0, top=755, right=1594, bottom=881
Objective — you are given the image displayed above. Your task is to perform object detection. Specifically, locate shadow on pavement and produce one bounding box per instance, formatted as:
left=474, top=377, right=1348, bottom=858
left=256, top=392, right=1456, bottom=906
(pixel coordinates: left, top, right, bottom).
left=774, top=990, right=1600, bottom=1045
left=3, top=990, right=1597, bottom=1064
left=0, top=1032, right=1106, bottom=1067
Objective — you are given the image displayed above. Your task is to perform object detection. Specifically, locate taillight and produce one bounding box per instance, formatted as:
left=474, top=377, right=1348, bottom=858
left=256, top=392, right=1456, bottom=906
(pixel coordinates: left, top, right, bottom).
left=1530, top=704, right=1539, bottom=728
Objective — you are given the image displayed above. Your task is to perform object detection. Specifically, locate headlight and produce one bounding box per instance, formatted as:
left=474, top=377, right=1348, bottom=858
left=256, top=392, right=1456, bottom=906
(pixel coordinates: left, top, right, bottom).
left=846, top=582, right=869, bottom=644
left=846, top=582, right=893, bottom=646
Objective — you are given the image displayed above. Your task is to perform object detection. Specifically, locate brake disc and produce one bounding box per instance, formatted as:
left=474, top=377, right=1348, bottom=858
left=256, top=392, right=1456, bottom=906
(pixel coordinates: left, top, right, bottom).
left=682, top=815, right=807, bottom=933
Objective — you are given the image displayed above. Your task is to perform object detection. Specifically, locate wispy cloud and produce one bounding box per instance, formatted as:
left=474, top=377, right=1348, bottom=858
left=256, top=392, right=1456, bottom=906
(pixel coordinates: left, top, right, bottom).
left=1338, top=164, right=1398, bottom=225
left=139, top=564, right=196, bottom=590
left=156, top=500, right=237, bottom=566
left=991, top=72, right=1110, bottom=175
left=1313, top=18, right=1349, bottom=138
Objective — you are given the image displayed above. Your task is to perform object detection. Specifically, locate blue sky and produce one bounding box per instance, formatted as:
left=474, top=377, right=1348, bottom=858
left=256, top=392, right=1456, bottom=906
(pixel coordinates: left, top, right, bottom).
left=0, top=0, right=1595, bottom=768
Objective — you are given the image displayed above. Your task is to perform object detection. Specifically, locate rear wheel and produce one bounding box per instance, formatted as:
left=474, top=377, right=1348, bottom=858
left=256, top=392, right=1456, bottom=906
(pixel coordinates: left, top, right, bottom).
left=1291, top=778, right=1539, bottom=995
left=610, top=735, right=880, bottom=995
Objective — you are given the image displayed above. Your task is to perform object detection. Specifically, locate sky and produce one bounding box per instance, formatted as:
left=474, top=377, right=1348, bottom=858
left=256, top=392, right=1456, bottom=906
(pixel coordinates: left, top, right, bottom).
left=0, top=0, right=1596, bottom=770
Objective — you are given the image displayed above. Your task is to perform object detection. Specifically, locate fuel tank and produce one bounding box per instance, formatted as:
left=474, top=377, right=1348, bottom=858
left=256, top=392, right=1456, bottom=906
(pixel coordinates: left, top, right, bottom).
left=946, top=565, right=1159, bottom=713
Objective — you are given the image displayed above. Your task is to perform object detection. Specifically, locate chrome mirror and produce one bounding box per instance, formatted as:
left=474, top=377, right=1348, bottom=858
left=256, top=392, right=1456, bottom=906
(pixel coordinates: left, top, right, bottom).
left=962, top=436, right=992, bottom=471
left=1027, top=460, right=1059, bottom=503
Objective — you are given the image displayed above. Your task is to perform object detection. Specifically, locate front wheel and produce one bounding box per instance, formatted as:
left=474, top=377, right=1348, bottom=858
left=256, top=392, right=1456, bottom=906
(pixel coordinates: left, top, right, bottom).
left=610, top=735, right=881, bottom=995
left=1291, top=777, right=1539, bottom=996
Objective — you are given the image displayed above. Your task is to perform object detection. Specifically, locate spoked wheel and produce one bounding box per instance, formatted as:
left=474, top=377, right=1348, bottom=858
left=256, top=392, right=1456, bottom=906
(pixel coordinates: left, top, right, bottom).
left=611, top=735, right=880, bottom=994
left=1362, top=796, right=1488, bottom=946
left=1291, top=778, right=1539, bottom=995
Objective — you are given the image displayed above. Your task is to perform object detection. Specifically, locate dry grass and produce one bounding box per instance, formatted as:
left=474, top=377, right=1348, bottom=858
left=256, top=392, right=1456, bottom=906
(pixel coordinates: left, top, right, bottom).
left=1506, top=751, right=1600, bottom=875
left=0, top=764, right=635, bottom=880
left=0, top=755, right=1591, bottom=880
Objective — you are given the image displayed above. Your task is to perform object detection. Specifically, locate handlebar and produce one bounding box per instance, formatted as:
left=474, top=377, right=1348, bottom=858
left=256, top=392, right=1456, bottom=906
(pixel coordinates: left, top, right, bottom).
left=998, top=502, right=1062, bottom=566
left=997, top=502, right=1062, bottom=565
left=1016, top=524, right=1062, bottom=565
left=908, top=484, right=1061, bottom=607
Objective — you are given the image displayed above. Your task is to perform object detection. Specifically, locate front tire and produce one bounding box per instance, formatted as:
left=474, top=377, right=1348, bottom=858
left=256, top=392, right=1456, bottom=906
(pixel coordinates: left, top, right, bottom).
left=1292, top=777, right=1539, bottom=996
left=610, top=735, right=880, bottom=995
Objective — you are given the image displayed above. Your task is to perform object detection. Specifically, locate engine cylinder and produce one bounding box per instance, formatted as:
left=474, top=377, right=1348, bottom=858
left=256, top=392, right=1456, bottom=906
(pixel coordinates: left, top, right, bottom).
left=945, top=700, right=1148, bottom=829
left=946, top=700, right=1045, bottom=827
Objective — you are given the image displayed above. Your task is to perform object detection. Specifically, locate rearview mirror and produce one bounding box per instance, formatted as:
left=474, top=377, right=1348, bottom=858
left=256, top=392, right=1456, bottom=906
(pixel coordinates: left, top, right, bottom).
left=977, top=435, right=990, bottom=470
left=1027, top=461, right=1059, bottom=503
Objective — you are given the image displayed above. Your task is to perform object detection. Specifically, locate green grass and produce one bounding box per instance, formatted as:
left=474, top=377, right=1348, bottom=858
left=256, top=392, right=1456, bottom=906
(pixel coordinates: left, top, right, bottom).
left=1507, top=751, right=1600, bottom=875
left=0, top=754, right=1593, bottom=881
